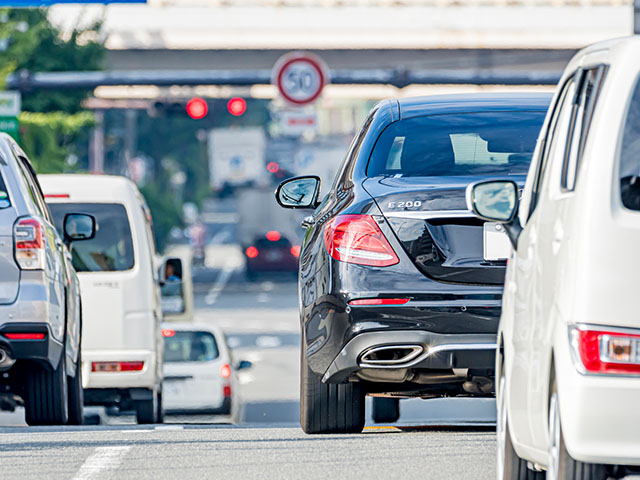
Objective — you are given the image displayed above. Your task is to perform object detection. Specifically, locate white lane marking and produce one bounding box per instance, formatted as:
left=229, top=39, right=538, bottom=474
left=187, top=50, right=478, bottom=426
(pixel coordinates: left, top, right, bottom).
left=72, top=446, right=131, bottom=480
left=205, top=259, right=237, bottom=305
left=209, top=228, right=231, bottom=245
left=154, top=425, right=184, bottom=431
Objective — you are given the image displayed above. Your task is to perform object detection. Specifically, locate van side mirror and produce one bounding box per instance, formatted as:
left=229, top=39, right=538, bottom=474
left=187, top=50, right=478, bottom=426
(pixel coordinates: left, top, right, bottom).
left=237, top=360, right=252, bottom=371
left=63, top=213, right=96, bottom=242
left=160, top=257, right=185, bottom=314
left=275, top=176, right=321, bottom=209
left=466, top=180, right=522, bottom=247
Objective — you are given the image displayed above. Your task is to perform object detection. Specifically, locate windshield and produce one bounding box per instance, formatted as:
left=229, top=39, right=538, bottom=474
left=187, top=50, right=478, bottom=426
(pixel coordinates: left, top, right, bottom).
left=620, top=77, right=640, bottom=210
left=164, top=331, right=220, bottom=363
left=367, top=111, right=546, bottom=177
left=48, top=203, right=135, bottom=272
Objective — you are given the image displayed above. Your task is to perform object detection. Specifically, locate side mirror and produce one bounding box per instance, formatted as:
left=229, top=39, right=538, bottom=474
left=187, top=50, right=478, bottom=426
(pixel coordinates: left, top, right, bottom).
left=160, top=257, right=185, bottom=314
left=466, top=180, right=521, bottom=247
left=275, top=176, right=321, bottom=209
left=236, top=360, right=252, bottom=371
left=63, top=213, right=96, bottom=243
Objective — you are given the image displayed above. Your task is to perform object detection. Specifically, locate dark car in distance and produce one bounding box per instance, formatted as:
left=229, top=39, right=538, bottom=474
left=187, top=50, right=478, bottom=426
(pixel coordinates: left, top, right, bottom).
left=244, top=231, right=300, bottom=278
left=275, top=93, right=551, bottom=434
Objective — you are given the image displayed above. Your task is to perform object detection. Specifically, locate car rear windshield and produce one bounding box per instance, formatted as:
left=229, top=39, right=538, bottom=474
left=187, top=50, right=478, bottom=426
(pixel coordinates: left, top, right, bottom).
left=620, top=77, right=640, bottom=210
left=367, top=111, right=547, bottom=177
left=0, top=170, right=9, bottom=209
left=164, top=331, right=220, bottom=363
left=48, top=203, right=135, bottom=272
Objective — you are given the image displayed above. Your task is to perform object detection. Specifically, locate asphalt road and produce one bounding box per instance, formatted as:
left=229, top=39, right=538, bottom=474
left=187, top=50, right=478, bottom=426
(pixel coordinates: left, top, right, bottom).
left=0, top=195, right=499, bottom=479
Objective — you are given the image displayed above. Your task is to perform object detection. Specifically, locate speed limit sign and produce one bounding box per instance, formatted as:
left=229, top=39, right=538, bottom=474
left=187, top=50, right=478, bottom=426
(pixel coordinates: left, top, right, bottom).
left=272, top=52, right=329, bottom=106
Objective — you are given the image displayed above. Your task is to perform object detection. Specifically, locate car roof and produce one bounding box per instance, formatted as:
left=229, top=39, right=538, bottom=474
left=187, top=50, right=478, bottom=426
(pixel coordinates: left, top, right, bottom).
left=161, top=322, right=226, bottom=339
left=39, top=174, right=138, bottom=203
left=396, top=92, right=553, bottom=120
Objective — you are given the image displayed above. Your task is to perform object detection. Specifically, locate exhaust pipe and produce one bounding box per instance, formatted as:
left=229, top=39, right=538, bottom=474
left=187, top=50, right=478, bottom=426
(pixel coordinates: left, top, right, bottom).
left=0, top=348, right=15, bottom=371
left=359, top=345, right=424, bottom=366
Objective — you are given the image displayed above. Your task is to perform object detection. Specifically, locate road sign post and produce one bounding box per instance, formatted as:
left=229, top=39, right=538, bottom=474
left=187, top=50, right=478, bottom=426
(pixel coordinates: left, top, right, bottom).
left=0, top=91, right=21, bottom=141
left=272, top=52, right=329, bottom=106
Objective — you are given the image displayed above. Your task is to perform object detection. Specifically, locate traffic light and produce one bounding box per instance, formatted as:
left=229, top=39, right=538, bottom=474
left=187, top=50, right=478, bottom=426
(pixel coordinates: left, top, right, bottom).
left=227, top=97, right=246, bottom=116
left=186, top=97, right=208, bottom=120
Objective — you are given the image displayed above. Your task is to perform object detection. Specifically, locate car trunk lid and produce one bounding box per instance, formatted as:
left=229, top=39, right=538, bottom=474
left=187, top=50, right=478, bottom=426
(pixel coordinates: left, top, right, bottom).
left=363, top=176, right=524, bottom=285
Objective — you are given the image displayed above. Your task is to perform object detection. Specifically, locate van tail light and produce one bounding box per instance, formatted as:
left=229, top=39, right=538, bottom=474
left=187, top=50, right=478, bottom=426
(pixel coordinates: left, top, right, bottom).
left=223, top=385, right=232, bottom=397
left=220, top=364, right=231, bottom=378
left=569, top=325, right=640, bottom=375
left=91, top=361, right=145, bottom=372
left=323, top=215, right=399, bottom=267
left=14, top=217, right=46, bottom=270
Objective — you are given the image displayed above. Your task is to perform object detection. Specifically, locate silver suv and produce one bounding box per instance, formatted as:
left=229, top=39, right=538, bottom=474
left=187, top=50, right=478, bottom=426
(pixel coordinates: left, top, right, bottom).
left=0, top=134, right=94, bottom=425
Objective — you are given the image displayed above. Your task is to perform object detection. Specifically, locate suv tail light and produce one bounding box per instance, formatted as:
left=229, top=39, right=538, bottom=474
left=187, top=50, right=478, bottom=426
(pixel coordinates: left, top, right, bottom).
left=323, top=215, right=399, bottom=267
left=14, top=217, right=45, bottom=270
left=569, top=325, right=640, bottom=375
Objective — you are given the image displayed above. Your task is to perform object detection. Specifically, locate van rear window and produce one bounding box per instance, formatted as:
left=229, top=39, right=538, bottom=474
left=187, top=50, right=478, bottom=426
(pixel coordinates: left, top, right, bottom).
left=48, top=203, right=135, bottom=272
left=620, top=78, right=640, bottom=210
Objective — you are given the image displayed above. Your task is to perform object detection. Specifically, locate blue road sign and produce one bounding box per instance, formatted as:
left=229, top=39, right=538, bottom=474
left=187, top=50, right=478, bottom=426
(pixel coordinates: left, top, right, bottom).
left=0, top=0, right=146, bottom=5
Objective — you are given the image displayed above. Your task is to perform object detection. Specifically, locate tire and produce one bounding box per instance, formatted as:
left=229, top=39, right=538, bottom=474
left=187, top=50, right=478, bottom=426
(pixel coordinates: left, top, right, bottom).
left=66, top=351, right=84, bottom=425
left=497, top=375, right=544, bottom=480
left=135, top=391, right=158, bottom=424
left=547, top=383, right=607, bottom=480
left=156, top=392, right=164, bottom=424
left=372, top=397, right=400, bottom=424
left=24, top=351, right=69, bottom=426
left=300, top=354, right=365, bottom=434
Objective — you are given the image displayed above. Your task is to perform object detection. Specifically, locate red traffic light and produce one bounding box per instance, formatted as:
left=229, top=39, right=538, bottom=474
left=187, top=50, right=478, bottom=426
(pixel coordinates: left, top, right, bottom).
left=186, top=97, right=208, bottom=120
left=227, top=97, right=247, bottom=116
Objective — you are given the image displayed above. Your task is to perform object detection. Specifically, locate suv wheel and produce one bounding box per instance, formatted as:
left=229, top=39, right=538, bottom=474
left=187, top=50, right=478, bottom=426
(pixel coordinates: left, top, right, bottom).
left=66, top=351, right=84, bottom=425
left=547, top=383, right=607, bottom=480
left=497, top=374, right=544, bottom=480
left=24, top=351, right=69, bottom=426
left=300, top=354, right=364, bottom=434
left=372, top=397, right=400, bottom=423
left=135, top=390, right=158, bottom=424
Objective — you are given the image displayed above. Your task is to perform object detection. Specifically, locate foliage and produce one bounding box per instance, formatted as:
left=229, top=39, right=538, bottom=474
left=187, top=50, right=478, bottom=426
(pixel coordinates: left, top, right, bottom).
left=19, top=111, right=94, bottom=173
left=0, top=8, right=105, bottom=113
left=140, top=181, right=183, bottom=253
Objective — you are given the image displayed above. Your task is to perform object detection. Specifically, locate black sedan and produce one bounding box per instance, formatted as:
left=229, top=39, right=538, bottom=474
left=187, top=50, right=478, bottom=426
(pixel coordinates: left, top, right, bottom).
left=275, top=93, right=551, bottom=433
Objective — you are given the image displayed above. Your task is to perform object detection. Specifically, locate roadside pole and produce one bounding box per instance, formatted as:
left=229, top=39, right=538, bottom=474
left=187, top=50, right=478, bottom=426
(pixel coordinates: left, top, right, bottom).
left=636, top=0, right=640, bottom=34
left=89, top=110, right=105, bottom=173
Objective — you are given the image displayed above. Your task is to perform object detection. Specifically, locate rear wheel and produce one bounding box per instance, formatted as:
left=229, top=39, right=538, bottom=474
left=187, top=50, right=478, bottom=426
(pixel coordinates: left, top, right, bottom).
left=372, top=397, right=400, bottom=424
left=300, top=354, right=365, bottom=434
left=66, top=351, right=84, bottom=425
left=497, top=375, right=544, bottom=480
left=547, top=383, right=607, bottom=480
left=24, top=351, right=69, bottom=426
left=135, top=391, right=158, bottom=424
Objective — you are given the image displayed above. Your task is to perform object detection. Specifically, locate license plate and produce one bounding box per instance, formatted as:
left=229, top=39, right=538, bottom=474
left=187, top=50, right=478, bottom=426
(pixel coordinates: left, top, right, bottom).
left=483, top=222, right=511, bottom=261
left=266, top=251, right=282, bottom=261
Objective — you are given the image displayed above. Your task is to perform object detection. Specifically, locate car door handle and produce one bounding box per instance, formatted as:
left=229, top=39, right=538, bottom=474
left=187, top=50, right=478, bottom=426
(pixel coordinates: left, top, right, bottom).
left=301, top=216, right=315, bottom=229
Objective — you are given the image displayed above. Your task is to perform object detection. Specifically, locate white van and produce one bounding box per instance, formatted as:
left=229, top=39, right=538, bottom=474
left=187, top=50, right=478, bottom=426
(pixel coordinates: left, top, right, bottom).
left=467, top=37, right=640, bottom=479
left=40, top=174, right=164, bottom=424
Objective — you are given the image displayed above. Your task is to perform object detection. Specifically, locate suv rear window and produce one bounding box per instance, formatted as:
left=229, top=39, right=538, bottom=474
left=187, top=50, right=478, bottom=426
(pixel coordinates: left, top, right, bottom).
left=367, top=111, right=546, bottom=177
left=620, top=77, right=640, bottom=210
left=0, top=171, right=9, bottom=209
left=48, top=203, right=135, bottom=272
left=164, top=331, right=220, bottom=363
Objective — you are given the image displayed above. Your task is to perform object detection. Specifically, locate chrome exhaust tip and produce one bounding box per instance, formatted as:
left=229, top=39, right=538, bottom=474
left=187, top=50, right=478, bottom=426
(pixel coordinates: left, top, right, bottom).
left=0, top=348, right=15, bottom=371
left=359, top=345, right=424, bottom=367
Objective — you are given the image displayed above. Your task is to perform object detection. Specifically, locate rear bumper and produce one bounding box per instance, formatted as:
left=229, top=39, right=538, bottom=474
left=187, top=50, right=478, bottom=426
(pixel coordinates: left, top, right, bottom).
left=0, top=323, right=63, bottom=369
left=82, top=349, right=159, bottom=390
left=323, top=329, right=496, bottom=383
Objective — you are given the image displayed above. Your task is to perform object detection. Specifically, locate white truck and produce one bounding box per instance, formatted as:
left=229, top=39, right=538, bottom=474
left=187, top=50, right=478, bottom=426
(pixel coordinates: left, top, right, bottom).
left=208, top=127, right=267, bottom=194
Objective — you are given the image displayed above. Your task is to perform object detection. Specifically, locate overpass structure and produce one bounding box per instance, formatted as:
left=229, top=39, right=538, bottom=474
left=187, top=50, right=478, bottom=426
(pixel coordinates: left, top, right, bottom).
left=33, top=0, right=637, bottom=97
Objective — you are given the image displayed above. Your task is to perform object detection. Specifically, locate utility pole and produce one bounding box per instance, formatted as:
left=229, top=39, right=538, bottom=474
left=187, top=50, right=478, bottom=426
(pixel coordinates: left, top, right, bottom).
left=636, top=0, right=640, bottom=35
left=89, top=110, right=105, bottom=174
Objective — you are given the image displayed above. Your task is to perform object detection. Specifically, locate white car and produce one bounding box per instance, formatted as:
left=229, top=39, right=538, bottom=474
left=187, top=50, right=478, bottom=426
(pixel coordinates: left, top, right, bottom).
left=41, top=174, right=166, bottom=424
left=467, top=37, right=640, bottom=479
left=161, top=323, right=250, bottom=419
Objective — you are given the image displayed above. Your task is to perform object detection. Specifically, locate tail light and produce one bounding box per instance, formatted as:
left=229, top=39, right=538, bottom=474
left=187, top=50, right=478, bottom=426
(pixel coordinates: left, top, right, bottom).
left=4, top=333, right=46, bottom=340
left=246, top=246, right=259, bottom=258
left=349, top=298, right=410, bottom=306
left=323, top=215, right=399, bottom=267
left=266, top=231, right=281, bottom=242
left=569, top=325, right=640, bottom=375
left=161, top=329, right=175, bottom=337
left=220, top=363, right=231, bottom=378
left=92, top=361, right=145, bottom=372
left=223, top=385, right=232, bottom=397
left=14, top=217, right=45, bottom=270
left=290, top=245, right=301, bottom=258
